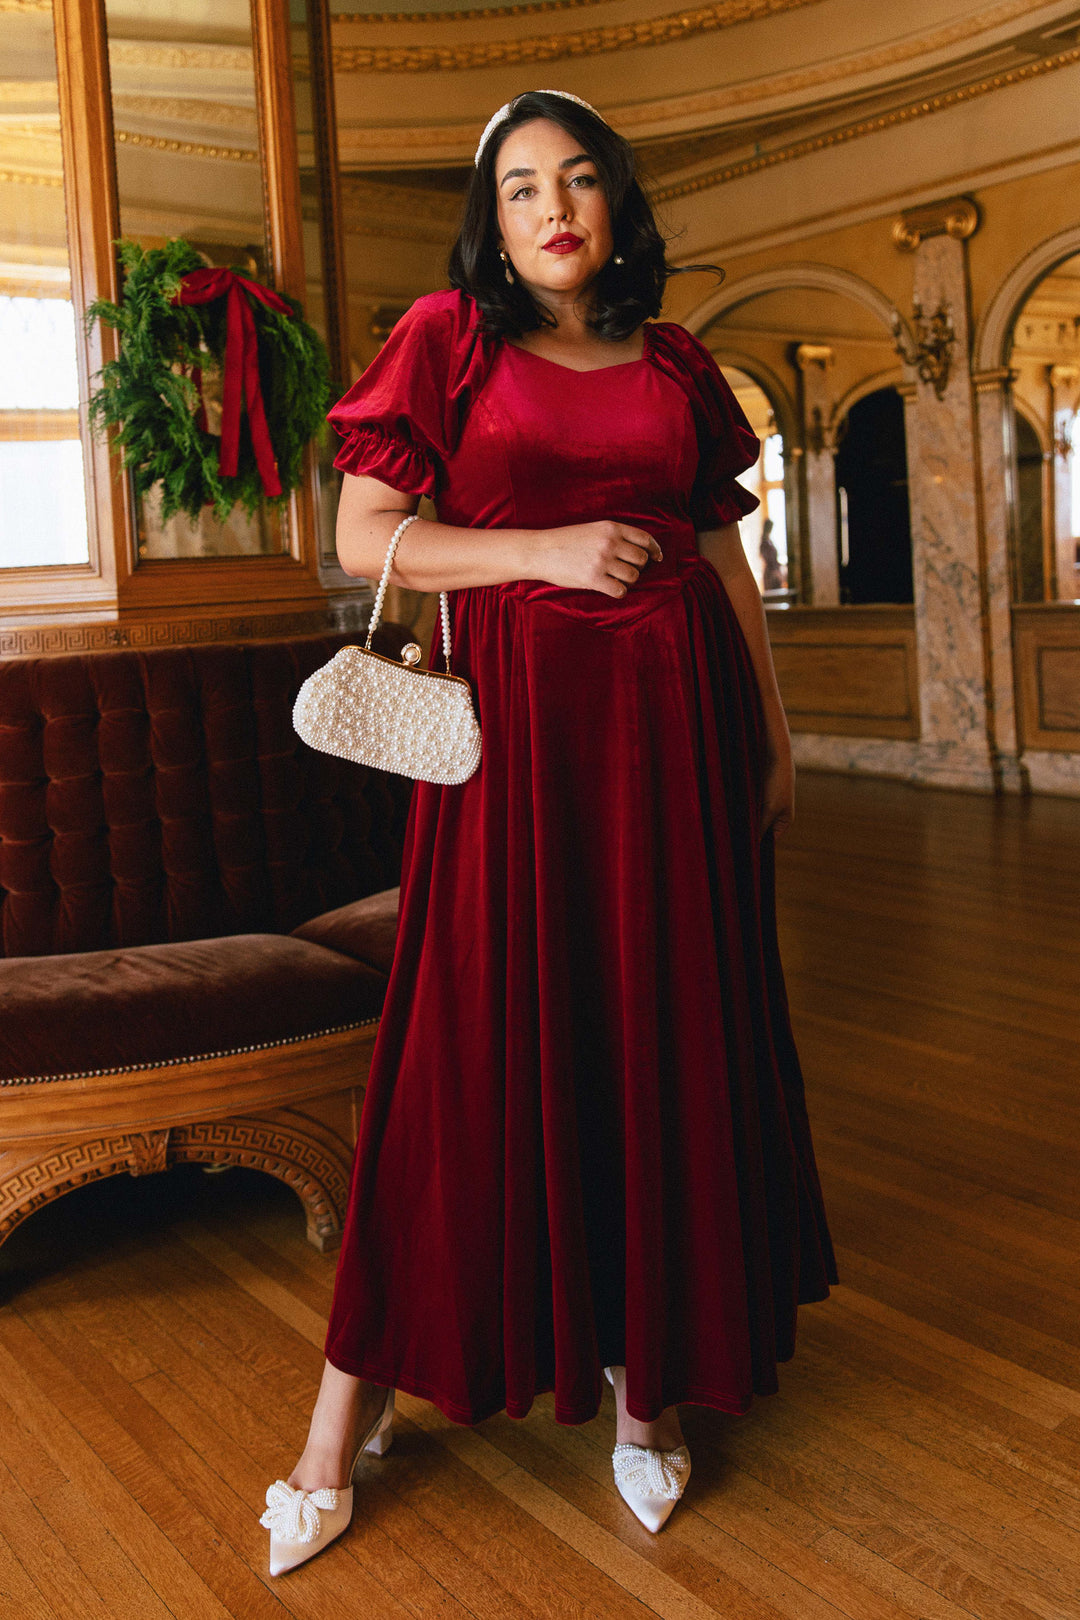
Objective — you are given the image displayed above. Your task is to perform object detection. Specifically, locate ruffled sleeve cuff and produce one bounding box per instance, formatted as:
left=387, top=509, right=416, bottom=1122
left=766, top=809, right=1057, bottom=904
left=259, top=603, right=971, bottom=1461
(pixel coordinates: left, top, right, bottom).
left=332, top=422, right=438, bottom=499
left=691, top=472, right=761, bottom=531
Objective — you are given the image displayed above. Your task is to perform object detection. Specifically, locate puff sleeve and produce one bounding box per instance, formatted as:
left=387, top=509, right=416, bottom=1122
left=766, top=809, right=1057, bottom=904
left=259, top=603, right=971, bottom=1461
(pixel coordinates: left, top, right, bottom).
left=647, top=322, right=762, bottom=530
left=328, top=288, right=490, bottom=499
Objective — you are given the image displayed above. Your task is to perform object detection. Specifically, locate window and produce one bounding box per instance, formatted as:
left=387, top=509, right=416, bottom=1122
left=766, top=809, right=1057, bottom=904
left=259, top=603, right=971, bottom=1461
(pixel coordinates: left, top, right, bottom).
left=0, top=2, right=90, bottom=569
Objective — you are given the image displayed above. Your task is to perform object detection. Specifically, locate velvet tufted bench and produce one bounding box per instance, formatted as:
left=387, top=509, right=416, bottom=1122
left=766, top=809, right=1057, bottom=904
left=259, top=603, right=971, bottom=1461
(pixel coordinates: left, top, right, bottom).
left=0, top=630, right=412, bottom=1253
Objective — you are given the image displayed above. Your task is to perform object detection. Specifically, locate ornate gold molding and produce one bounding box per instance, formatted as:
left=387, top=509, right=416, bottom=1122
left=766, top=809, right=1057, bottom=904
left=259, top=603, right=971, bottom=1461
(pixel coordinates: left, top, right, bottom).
left=892, top=196, right=979, bottom=252
left=337, top=173, right=462, bottom=243
left=106, top=40, right=253, bottom=73
left=0, top=83, right=59, bottom=104
left=0, top=167, right=63, bottom=186
left=652, top=45, right=1080, bottom=202
left=339, top=173, right=462, bottom=221
left=114, top=129, right=257, bottom=162
left=360, top=0, right=617, bottom=20
left=112, top=94, right=258, bottom=134
left=332, top=0, right=821, bottom=72
left=0, top=0, right=51, bottom=11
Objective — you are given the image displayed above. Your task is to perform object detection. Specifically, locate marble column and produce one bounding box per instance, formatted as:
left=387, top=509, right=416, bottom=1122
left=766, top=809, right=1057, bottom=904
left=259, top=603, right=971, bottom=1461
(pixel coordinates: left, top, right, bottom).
left=1049, top=364, right=1080, bottom=601
left=894, top=202, right=996, bottom=792
left=795, top=343, right=839, bottom=605
left=972, top=367, right=1025, bottom=792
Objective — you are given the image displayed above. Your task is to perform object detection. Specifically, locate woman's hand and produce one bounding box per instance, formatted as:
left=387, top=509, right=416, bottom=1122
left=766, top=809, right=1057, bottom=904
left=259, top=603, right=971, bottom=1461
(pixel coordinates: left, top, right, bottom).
left=761, top=733, right=795, bottom=838
left=531, top=521, right=663, bottom=597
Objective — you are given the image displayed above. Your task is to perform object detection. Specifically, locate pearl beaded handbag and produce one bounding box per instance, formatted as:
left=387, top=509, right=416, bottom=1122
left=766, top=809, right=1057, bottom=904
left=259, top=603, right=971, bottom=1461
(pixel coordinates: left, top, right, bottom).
left=292, top=513, right=482, bottom=784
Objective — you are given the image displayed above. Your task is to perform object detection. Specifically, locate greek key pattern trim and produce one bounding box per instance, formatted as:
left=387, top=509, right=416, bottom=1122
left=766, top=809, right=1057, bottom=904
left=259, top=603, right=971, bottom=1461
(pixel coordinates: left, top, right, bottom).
left=0, top=1117, right=353, bottom=1247
left=0, top=607, right=358, bottom=661
left=173, top=1119, right=351, bottom=1245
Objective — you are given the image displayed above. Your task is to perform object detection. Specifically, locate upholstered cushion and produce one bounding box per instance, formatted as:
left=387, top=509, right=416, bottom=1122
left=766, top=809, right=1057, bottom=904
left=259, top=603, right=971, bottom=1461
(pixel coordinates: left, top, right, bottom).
left=0, top=934, right=387, bottom=1083
left=291, top=885, right=400, bottom=975
left=0, top=627, right=414, bottom=959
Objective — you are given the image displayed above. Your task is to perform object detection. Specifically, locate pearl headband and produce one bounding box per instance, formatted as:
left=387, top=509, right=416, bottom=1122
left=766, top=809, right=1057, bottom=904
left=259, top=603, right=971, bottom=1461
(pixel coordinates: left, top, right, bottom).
left=473, top=89, right=606, bottom=168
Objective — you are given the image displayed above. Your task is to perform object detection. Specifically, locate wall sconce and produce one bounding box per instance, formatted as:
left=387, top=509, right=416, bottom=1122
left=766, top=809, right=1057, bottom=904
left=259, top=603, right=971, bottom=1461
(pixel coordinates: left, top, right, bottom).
left=891, top=300, right=956, bottom=400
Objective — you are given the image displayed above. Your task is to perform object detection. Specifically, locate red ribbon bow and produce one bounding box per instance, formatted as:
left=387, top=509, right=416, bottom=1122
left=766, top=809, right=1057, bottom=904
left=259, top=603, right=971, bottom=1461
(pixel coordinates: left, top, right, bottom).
left=171, top=266, right=294, bottom=498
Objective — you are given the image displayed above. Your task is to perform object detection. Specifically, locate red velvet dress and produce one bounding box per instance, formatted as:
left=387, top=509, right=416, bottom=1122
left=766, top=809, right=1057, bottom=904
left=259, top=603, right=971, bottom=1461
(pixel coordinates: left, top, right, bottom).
left=323, top=288, right=838, bottom=1426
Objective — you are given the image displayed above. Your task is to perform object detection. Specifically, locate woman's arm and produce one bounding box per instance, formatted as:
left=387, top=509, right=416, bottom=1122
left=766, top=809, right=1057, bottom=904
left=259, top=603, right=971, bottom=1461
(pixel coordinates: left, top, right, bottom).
left=697, top=521, right=795, bottom=835
left=336, top=471, right=662, bottom=597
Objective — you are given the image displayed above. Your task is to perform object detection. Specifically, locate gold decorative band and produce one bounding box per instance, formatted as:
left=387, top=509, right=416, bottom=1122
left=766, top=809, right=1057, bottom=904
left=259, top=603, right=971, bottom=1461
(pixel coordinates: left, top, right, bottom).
left=652, top=45, right=1080, bottom=202
left=332, top=0, right=821, bottom=72
left=358, top=0, right=614, bottom=21
left=0, top=168, right=64, bottom=186
left=114, top=129, right=258, bottom=163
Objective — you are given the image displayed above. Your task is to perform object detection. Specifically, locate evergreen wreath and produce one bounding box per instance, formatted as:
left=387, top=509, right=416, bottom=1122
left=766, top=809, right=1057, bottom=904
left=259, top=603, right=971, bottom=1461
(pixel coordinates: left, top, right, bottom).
left=86, top=237, right=331, bottom=525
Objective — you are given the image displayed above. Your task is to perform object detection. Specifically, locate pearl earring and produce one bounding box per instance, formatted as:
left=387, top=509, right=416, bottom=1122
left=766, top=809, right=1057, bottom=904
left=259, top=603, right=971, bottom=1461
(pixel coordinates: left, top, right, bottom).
left=499, top=249, right=514, bottom=284
left=613, top=253, right=624, bottom=264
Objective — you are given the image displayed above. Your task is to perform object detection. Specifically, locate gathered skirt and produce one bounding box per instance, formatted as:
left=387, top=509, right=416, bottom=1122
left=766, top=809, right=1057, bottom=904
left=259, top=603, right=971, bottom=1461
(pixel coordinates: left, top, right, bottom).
left=324, top=554, right=839, bottom=1424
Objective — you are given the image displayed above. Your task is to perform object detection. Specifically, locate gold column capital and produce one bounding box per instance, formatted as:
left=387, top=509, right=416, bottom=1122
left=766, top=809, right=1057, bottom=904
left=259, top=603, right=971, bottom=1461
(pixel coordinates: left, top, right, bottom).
left=971, top=366, right=1018, bottom=394
left=892, top=196, right=979, bottom=252
left=795, top=343, right=834, bottom=370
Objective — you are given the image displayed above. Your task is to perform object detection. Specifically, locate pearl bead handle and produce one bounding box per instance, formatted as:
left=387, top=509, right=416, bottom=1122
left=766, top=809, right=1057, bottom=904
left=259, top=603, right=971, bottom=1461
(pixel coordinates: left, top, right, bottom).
left=364, top=512, right=452, bottom=670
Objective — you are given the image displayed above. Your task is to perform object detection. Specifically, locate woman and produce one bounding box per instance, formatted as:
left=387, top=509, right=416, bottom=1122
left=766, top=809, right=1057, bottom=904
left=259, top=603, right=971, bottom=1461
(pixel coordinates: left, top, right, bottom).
left=260, top=88, right=838, bottom=1573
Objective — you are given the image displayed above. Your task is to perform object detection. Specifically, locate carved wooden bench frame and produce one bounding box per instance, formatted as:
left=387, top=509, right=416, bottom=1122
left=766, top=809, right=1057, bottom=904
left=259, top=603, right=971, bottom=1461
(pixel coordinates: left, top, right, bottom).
left=0, top=1019, right=379, bottom=1254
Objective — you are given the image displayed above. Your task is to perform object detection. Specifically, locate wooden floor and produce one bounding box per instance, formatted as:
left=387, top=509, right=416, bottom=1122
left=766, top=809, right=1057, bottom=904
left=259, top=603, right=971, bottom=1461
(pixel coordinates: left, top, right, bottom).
left=2, top=770, right=1078, bottom=1620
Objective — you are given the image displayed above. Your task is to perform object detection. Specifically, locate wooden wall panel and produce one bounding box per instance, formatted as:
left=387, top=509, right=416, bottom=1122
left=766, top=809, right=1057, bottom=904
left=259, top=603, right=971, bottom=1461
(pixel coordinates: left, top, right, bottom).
left=766, top=605, right=919, bottom=738
left=1013, top=604, right=1080, bottom=752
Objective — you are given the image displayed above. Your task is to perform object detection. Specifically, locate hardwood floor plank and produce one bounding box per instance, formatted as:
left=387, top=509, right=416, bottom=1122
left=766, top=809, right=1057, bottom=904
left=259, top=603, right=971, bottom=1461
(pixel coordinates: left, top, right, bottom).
left=0, top=773, right=1076, bottom=1617
left=0, top=1524, right=63, bottom=1620
left=0, top=1321, right=235, bottom=1620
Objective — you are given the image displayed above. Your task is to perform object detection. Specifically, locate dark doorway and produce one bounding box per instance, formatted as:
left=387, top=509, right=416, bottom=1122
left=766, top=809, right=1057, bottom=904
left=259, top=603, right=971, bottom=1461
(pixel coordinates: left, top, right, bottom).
left=835, top=387, right=913, bottom=604
left=1014, top=411, right=1045, bottom=603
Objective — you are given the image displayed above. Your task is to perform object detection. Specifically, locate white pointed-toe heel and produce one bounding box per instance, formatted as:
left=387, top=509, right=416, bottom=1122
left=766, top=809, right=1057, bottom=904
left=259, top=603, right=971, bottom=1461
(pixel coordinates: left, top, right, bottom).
left=260, top=1384, right=395, bottom=1576
left=604, top=1365, right=691, bottom=1533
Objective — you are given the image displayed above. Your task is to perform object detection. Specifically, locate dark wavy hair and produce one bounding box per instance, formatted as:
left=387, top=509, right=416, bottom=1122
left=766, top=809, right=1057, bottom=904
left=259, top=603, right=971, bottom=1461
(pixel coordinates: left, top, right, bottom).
left=447, top=90, right=724, bottom=343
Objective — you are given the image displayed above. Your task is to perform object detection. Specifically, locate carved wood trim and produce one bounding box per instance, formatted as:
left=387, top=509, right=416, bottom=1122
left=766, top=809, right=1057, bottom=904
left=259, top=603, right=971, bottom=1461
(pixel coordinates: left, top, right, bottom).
left=0, top=602, right=372, bottom=660
left=306, top=0, right=350, bottom=398
left=0, top=1023, right=379, bottom=1140
left=0, top=1100, right=358, bottom=1253
left=20, top=0, right=133, bottom=616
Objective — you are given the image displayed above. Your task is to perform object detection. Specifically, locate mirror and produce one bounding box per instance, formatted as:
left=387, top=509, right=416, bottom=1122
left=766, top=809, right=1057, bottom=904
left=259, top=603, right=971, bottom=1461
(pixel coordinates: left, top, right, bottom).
left=103, top=0, right=286, bottom=559
left=0, top=0, right=91, bottom=571
left=1008, top=251, right=1080, bottom=604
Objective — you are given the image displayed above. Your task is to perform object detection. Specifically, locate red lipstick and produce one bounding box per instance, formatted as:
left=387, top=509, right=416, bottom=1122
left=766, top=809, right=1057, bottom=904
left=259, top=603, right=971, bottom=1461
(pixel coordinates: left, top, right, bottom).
left=543, top=233, right=584, bottom=253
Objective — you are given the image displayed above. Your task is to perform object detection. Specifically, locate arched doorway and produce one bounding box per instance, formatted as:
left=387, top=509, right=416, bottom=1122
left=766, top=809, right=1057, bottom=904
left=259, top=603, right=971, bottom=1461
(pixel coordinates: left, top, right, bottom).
left=718, top=365, right=790, bottom=598
left=834, top=387, right=913, bottom=605
left=1007, top=249, right=1080, bottom=603
left=1014, top=409, right=1046, bottom=605
left=693, top=267, right=908, bottom=606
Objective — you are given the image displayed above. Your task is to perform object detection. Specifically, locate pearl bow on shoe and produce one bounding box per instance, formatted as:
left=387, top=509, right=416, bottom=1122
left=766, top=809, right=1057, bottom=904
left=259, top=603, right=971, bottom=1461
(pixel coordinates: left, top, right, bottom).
left=260, top=1478, right=356, bottom=1575
left=612, top=1442, right=691, bottom=1500
left=604, top=1365, right=692, bottom=1532
left=259, top=1384, right=395, bottom=1576
left=611, top=1442, right=692, bottom=1532
left=260, top=1480, right=341, bottom=1545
